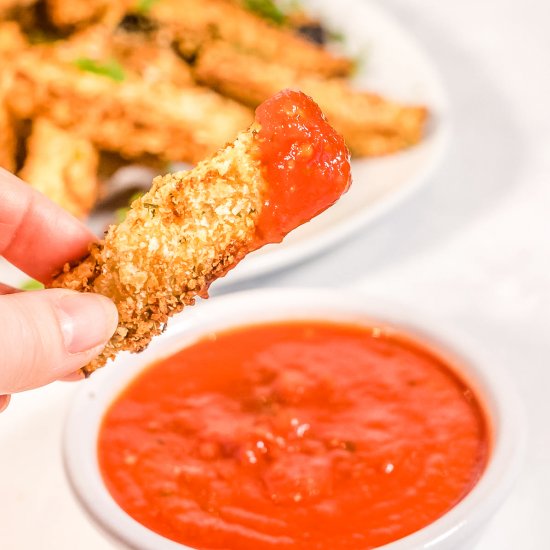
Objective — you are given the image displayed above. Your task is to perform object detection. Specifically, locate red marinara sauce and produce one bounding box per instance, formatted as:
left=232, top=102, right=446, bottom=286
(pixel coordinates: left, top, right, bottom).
left=253, top=90, right=352, bottom=246
left=98, top=322, right=489, bottom=550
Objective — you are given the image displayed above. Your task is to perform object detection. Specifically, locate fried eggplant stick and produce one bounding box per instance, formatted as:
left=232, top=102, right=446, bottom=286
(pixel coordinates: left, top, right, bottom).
left=7, top=49, right=253, bottom=163
left=0, top=95, right=16, bottom=172
left=0, top=0, right=35, bottom=17
left=50, top=90, right=352, bottom=375
left=150, top=0, right=352, bottom=78
left=0, top=21, right=26, bottom=53
left=44, top=0, right=131, bottom=29
left=194, top=41, right=428, bottom=156
left=0, top=22, right=25, bottom=172
left=19, top=118, right=99, bottom=219
left=57, top=24, right=194, bottom=88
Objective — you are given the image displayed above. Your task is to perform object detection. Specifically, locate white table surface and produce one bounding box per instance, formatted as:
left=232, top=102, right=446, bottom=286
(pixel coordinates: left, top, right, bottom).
left=1, top=0, right=549, bottom=548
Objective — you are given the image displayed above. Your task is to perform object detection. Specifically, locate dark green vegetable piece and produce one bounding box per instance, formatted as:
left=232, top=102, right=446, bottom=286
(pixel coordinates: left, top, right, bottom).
left=134, top=0, right=159, bottom=14
left=74, top=58, right=126, bottom=82
left=244, top=0, right=287, bottom=25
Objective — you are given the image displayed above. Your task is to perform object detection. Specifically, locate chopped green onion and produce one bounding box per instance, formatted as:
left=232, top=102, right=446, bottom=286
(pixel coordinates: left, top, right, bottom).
left=134, top=0, right=159, bottom=14
left=351, top=47, right=369, bottom=75
left=74, top=57, right=126, bottom=82
left=328, top=29, right=345, bottom=43
left=20, top=279, right=44, bottom=291
left=243, top=0, right=286, bottom=25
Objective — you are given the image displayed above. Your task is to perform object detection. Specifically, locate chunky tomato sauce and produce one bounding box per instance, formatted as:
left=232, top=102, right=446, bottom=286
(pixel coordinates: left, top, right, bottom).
left=253, top=90, right=351, bottom=245
left=98, top=322, right=488, bottom=550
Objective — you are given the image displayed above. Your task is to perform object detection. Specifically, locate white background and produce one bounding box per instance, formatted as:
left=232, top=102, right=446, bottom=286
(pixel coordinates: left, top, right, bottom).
left=1, top=0, right=549, bottom=548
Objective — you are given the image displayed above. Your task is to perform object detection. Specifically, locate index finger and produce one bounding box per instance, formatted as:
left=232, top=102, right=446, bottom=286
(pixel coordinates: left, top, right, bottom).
left=0, top=169, right=95, bottom=282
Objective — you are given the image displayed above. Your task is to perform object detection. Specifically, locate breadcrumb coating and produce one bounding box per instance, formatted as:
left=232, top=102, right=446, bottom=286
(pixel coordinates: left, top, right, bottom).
left=0, top=23, right=23, bottom=172
left=19, top=118, right=99, bottom=218
left=194, top=42, right=428, bottom=156
left=0, top=95, right=16, bottom=172
left=0, top=0, right=36, bottom=17
left=51, top=129, right=266, bottom=374
left=44, top=0, right=130, bottom=29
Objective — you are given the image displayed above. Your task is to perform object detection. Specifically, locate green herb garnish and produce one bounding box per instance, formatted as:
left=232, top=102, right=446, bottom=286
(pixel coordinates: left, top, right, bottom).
left=328, top=29, right=345, bottom=43
left=244, top=0, right=286, bottom=25
left=20, top=279, right=44, bottom=291
left=134, top=0, right=159, bottom=14
left=74, top=57, right=126, bottom=82
left=351, top=47, right=369, bottom=76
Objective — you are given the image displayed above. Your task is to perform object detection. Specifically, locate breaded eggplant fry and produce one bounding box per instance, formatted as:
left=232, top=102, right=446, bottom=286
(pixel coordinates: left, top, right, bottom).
left=110, top=29, right=194, bottom=87
left=19, top=118, right=99, bottom=218
left=0, top=21, right=27, bottom=53
left=0, top=95, right=16, bottom=172
left=57, top=25, right=194, bottom=87
left=7, top=50, right=253, bottom=163
left=150, top=0, right=352, bottom=77
left=0, top=23, right=23, bottom=172
left=194, top=42, right=428, bottom=156
left=50, top=90, right=352, bottom=375
left=0, top=0, right=36, bottom=17
left=44, top=0, right=130, bottom=29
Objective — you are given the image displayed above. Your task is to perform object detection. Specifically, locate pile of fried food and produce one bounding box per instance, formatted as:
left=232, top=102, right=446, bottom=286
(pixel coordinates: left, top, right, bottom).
left=0, top=0, right=428, bottom=220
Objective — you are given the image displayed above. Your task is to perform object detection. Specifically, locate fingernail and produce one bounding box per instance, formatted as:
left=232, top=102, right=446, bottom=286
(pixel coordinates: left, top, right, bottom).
left=55, top=294, right=118, bottom=354
left=0, top=395, right=11, bottom=413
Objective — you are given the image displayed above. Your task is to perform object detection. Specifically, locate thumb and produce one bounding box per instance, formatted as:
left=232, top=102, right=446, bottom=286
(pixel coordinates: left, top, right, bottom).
left=0, top=288, right=118, bottom=394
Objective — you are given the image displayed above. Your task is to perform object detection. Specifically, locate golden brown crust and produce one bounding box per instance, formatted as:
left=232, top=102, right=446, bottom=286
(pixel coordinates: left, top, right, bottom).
left=6, top=49, right=253, bottom=163
left=150, top=0, right=352, bottom=78
left=56, top=25, right=194, bottom=88
left=0, top=0, right=36, bottom=17
left=50, top=128, right=266, bottom=374
left=44, top=0, right=130, bottom=29
left=0, top=23, right=23, bottom=172
left=19, top=118, right=99, bottom=218
left=0, top=96, right=16, bottom=172
left=194, top=41, right=428, bottom=156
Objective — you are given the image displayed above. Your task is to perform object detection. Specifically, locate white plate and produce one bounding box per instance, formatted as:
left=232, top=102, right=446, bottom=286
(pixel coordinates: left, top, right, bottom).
left=226, top=0, right=450, bottom=283
left=0, top=0, right=449, bottom=288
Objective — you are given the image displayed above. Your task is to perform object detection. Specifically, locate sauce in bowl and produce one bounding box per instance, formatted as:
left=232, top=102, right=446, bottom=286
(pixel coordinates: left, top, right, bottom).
left=98, top=321, right=489, bottom=549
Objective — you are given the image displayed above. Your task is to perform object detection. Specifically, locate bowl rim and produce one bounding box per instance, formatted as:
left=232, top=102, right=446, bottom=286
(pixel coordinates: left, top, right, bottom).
left=63, top=288, right=526, bottom=550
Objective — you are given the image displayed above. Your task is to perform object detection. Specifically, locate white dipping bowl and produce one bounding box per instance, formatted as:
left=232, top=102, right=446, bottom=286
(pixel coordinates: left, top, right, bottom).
left=63, top=288, right=525, bottom=550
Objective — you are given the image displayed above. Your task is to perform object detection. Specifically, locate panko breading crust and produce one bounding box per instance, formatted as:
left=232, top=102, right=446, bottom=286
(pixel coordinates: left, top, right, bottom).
left=194, top=42, right=428, bottom=156
left=51, top=129, right=266, bottom=375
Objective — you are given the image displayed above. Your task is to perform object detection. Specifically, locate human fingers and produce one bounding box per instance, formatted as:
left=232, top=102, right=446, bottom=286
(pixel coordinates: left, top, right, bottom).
left=0, top=395, right=10, bottom=413
left=0, top=282, right=20, bottom=295
left=0, top=288, right=118, bottom=394
left=0, top=168, right=95, bottom=282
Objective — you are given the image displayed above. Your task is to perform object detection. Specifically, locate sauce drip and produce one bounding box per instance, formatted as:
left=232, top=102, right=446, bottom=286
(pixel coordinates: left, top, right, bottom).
left=98, top=321, right=488, bottom=550
left=253, top=90, right=352, bottom=246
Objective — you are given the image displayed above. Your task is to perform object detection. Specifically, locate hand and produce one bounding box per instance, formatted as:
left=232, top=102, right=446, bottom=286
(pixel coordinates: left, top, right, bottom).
left=0, top=169, right=118, bottom=411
